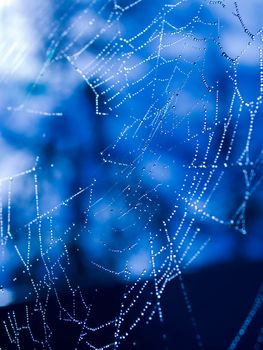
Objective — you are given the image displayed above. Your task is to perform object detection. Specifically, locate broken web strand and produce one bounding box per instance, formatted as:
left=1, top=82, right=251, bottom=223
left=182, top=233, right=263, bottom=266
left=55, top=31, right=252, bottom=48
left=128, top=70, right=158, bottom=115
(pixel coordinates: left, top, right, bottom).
left=228, top=282, right=263, bottom=350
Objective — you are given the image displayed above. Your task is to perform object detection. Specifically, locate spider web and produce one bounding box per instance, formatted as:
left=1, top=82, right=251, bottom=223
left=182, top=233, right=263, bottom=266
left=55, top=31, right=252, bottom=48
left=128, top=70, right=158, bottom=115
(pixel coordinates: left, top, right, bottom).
left=0, top=0, right=263, bottom=349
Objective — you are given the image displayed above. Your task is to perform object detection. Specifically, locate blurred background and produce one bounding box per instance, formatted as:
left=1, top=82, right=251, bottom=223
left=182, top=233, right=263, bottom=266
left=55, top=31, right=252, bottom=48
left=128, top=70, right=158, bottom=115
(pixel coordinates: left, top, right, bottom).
left=0, top=0, right=262, bottom=349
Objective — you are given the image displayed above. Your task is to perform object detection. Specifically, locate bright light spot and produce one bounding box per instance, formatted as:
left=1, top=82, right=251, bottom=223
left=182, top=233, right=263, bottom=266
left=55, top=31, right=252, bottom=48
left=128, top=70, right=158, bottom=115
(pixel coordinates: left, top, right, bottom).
left=0, top=288, right=13, bottom=307
left=0, top=0, right=15, bottom=8
left=129, top=251, right=150, bottom=277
